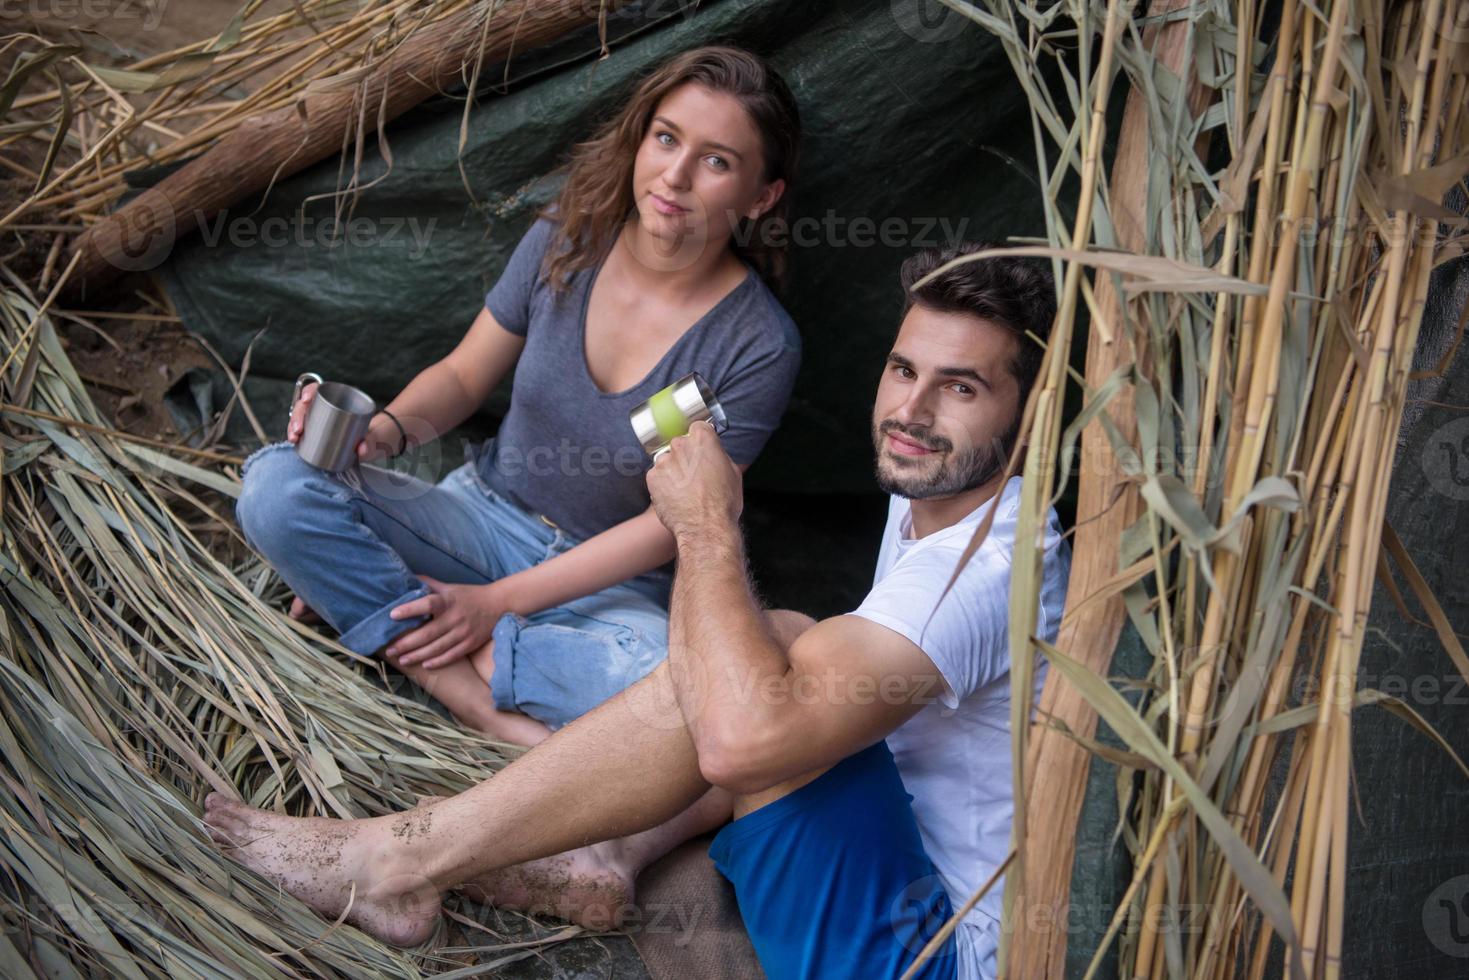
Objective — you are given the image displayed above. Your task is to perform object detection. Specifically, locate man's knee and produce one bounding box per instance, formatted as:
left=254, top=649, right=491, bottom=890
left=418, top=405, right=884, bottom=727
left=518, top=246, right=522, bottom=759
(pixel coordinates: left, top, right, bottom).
left=764, top=608, right=818, bottom=649
left=732, top=763, right=833, bottom=819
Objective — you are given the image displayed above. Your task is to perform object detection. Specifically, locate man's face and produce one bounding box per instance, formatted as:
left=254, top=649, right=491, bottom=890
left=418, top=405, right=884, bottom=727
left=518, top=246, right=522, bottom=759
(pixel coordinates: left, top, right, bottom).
left=871, top=304, right=1024, bottom=500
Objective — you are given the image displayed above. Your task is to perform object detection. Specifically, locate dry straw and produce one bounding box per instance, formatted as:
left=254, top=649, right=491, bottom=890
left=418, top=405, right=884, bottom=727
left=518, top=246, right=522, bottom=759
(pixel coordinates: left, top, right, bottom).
left=0, top=262, right=597, bottom=972
left=3, top=0, right=475, bottom=226
left=0, top=1, right=622, bottom=976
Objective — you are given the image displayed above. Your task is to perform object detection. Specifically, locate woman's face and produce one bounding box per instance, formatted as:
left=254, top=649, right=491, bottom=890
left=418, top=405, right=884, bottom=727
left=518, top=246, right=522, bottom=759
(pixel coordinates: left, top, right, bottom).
left=629, top=82, right=785, bottom=264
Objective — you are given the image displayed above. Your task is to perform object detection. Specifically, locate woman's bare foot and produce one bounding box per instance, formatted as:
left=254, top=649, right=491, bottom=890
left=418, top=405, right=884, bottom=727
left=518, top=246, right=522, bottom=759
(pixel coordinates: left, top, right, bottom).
left=382, top=640, right=552, bottom=747
left=287, top=594, right=323, bottom=625
left=458, top=641, right=555, bottom=747
left=468, top=636, right=495, bottom=686
left=203, top=793, right=442, bottom=947
left=472, top=706, right=554, bottom=748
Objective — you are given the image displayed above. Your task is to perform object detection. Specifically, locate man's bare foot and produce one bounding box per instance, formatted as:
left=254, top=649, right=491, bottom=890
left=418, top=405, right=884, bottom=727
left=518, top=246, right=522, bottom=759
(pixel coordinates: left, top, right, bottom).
left=203, top=793, right=442, bottom=947
left=415, top=795, right=633, bottom=930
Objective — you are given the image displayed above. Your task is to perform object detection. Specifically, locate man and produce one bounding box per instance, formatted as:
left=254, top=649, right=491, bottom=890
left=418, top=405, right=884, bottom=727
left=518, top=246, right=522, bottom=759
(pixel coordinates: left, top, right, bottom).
left=205, top=242, right=1071, bottom=979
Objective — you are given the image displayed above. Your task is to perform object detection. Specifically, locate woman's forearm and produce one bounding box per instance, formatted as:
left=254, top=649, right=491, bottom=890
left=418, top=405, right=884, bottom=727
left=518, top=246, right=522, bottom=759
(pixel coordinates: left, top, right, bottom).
left=362, top=309, right=525, bottom=457
left=495, top=508, right=677, bottom=616
left=373, top=360, right=483, bottom=447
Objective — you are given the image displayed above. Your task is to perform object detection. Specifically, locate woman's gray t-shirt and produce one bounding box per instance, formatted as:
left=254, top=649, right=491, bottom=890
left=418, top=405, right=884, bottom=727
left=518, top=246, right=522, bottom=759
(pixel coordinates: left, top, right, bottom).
left=476, top=217, right=801, bottom=595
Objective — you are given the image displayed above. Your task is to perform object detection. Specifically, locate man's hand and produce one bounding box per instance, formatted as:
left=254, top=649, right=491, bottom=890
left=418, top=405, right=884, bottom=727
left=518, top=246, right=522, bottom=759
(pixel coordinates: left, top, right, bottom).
left=384, top=576, right=507, bottom=669
left=645, top=420, right=743, bottom=540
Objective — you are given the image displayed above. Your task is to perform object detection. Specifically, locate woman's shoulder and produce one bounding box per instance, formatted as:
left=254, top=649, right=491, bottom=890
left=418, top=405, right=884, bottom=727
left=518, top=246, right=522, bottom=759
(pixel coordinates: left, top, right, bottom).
left=518, top=211, right=563, bottom=255
left=503, top=209, right=578, bottom=296
left=739, top=267, right=802, bottom=355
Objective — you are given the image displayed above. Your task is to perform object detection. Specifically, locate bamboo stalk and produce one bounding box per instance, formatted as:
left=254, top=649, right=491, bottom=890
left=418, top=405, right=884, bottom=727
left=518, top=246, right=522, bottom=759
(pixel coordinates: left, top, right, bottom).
left=1005, top=2, right=1210, bottom=973
left=932, top=1, right=1469, bottom=976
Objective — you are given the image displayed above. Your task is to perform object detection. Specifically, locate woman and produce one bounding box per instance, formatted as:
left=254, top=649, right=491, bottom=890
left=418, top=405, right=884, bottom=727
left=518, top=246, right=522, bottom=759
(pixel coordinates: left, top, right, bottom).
left=236, top=45, right=802, bottom=747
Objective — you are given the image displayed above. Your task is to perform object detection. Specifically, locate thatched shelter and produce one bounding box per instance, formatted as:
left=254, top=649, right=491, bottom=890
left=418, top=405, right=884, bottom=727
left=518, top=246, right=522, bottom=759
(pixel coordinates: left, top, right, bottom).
left=1, top=1, right=1466, bottom=977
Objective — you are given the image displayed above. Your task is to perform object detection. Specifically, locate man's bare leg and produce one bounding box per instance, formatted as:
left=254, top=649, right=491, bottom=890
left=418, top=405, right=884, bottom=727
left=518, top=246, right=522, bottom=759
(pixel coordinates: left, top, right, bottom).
left=204, top=656, right=709, bottom=944
left=204, top=610, right=815, bottom=946
left=454, top=609, right=817, bottom=925
left=431, top=610, right=817, bottom=925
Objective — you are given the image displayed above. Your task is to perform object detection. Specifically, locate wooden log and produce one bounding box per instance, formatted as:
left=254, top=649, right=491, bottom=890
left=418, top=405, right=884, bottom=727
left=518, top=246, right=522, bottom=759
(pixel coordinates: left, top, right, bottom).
left=63, top=0, right=626, bottom=300
left=1006, top=2, right=1211, bottom=974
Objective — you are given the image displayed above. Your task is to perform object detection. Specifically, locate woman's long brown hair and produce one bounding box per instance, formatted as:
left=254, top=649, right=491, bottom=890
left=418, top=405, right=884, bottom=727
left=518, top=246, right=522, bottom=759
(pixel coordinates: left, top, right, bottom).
left=539, top=45, right=801, bottom=295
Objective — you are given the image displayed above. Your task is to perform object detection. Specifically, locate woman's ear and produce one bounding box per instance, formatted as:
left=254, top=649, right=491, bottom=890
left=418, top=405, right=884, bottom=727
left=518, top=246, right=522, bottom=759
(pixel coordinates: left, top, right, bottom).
left=745, top=177, right=786, bottom=221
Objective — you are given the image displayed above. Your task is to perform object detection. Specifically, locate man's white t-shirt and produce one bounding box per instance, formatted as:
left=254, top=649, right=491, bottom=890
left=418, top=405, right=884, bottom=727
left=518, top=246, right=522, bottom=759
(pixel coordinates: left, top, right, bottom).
left=851, top=476, right=1070, bottom=980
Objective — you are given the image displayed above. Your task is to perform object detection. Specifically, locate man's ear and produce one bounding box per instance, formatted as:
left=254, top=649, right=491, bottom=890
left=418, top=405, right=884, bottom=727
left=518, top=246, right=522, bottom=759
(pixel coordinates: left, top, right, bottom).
left=746, top=177, right=786, bottom=221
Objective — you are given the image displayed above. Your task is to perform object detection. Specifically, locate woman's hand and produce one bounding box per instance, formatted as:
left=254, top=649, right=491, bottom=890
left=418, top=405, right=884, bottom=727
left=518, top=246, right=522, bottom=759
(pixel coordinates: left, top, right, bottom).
left=384, top=576, right=507, bottom=669
left=286, top=382, right=320, bottom=444
left=287, top=382, right=399, bottom=464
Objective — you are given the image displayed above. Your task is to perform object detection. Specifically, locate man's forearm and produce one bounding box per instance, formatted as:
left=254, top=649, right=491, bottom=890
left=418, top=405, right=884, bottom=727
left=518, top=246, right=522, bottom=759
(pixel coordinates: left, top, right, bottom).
left=666, top=521, right=789, bottom=763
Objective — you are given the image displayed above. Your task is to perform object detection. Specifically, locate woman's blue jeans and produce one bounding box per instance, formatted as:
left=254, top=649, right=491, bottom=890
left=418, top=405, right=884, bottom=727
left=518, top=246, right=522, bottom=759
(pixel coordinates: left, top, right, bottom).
left=234, top=439, right=671, bottom=730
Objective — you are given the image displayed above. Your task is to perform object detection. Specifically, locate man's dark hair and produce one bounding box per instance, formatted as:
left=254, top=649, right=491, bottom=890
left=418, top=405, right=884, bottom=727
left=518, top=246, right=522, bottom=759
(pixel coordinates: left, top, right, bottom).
left=898, top=242, right=1056, bottom=413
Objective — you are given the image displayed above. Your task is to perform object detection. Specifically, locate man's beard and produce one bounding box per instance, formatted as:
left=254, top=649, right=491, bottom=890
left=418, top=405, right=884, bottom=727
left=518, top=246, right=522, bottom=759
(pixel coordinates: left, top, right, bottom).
left=871, top=418, right=1013, bottom=500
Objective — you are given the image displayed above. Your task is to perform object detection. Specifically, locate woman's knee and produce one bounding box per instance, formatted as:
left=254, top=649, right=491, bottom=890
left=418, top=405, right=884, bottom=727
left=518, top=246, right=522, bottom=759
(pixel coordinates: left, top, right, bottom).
left=235, top=442, right=332, bottom=551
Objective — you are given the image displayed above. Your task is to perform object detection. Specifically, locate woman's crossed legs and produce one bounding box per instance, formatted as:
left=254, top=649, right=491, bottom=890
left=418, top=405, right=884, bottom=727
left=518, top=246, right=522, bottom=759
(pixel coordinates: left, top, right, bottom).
left=235, top=443, right=665, bottom=745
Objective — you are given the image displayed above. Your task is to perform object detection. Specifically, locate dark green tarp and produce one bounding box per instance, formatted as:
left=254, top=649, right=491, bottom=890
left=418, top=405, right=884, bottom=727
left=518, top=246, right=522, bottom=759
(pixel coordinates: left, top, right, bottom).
left=150, top=0, right=1045, bottom=496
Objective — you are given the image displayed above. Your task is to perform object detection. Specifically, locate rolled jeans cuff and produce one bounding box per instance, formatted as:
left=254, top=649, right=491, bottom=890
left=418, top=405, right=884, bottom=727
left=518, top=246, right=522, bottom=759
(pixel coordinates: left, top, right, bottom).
left=488, top=612, right=526, bottom=713
left=337, top=582, right=434, bottom=657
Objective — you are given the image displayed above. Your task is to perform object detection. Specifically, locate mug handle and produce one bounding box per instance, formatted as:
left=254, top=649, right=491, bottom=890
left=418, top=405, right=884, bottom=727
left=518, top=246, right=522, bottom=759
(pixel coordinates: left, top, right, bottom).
left=289, top=372, right=324, bottom=430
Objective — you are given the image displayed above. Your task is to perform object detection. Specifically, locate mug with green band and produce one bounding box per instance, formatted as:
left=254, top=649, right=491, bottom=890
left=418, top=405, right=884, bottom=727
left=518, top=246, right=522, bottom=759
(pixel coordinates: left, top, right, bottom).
left=629, top=372, right=728, bottom=462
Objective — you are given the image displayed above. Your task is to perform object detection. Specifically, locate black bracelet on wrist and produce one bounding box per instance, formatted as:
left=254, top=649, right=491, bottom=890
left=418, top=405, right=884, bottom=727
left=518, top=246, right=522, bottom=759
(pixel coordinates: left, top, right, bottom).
left=377, top=408, right=408, bottom=458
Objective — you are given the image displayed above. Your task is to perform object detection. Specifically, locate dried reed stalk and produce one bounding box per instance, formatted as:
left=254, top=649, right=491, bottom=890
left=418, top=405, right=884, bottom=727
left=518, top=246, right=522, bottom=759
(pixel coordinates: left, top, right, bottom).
left=913, top=2, right=1468, bottom=977
left=0, top=255, right=586, bottom=974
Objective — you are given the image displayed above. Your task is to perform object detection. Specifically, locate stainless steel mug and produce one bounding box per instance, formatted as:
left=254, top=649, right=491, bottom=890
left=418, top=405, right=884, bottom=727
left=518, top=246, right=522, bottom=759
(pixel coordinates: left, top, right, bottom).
left=290, top=372, right=377, bottom=472
left=629, top=372, right=728, bottom=462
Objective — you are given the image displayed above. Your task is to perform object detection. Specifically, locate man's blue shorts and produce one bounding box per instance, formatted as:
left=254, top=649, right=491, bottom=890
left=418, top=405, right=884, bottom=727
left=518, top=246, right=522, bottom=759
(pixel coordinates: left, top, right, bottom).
left=708, top=740, right=961, bottom=979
